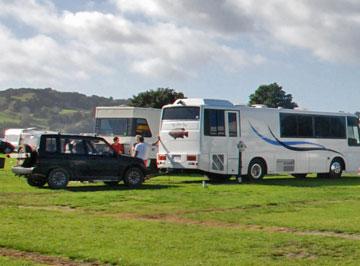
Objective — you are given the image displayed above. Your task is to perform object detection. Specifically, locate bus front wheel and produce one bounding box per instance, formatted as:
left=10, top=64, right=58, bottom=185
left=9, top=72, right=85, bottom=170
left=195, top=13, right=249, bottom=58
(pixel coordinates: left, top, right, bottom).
left=329, top=159, right=343, bottom=179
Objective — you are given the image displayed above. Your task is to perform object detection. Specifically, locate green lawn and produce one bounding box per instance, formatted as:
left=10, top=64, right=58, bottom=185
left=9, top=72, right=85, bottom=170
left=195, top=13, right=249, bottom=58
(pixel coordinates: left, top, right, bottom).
left=1, top=157, right=360, bottom=265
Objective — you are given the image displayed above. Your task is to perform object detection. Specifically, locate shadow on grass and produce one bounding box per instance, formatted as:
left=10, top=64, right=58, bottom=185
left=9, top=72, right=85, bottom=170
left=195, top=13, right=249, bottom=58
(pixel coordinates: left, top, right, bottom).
left=65, top=183, right=176, bottom=192
left=259, top=175, right=360, bottom=187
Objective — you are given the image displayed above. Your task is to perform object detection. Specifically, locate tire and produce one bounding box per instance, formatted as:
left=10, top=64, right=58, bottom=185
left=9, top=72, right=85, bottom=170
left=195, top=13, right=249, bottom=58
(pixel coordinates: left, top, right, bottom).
left=292, top=174, right=307, bottom=179
left=103, top=181, right=120, bottom=187
left=247, top=159, right=266, bottom=182
left=329, top=159, right=343, bottom=179
left=27, top=175, right=47, bottom=187
left=206, top=173, right=231, bottom=183
left=123, top=167, right=144, bottom=188
left=47, top=168, right=69, bottom=189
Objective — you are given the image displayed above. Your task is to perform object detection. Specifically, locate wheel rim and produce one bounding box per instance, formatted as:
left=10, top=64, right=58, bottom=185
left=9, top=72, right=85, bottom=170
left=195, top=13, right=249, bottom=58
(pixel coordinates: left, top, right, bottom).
left=127, top=170, right=141, bottom=185
left=51, top=171, right=67, bottom=186
left=331, top=162, right=342, bottom=174
left=251, top=163, right=262, bottom=179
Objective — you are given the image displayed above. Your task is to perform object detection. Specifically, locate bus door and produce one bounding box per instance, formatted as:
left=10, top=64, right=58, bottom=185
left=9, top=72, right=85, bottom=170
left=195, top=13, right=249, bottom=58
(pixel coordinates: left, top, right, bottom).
left=225, top=111, right=241, bottom=175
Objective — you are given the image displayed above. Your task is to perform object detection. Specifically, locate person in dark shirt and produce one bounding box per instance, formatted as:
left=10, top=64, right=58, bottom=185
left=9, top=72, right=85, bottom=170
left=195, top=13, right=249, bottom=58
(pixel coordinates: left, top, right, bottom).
left=111, top=136, right=124, bottom=155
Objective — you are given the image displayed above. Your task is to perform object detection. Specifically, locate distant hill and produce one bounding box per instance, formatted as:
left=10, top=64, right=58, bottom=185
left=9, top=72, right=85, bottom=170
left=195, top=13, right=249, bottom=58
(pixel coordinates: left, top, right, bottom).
left=0, top=88, right=129, bottom=136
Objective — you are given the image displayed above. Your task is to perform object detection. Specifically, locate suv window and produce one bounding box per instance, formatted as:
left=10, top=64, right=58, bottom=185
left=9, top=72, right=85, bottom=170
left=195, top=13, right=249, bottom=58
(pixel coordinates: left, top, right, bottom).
left=45, top=137, right=57, bottom=153
left=60, top=138, right=86, bottom=155
left=85, top=138, right=113, bottom=156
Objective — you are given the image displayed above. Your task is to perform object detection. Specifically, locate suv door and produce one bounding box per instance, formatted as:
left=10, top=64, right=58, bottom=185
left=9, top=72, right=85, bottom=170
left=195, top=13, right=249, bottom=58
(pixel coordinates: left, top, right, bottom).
left=59, top=137, right=89, bottom=180
left=84, top=138, right=123, bottom=179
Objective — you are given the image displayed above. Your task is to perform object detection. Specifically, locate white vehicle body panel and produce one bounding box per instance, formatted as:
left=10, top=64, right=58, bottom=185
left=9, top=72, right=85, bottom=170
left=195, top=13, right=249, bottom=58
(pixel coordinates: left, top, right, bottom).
left=158, top=98, right=360, bottom=176
left=4, top=128, right=23, bottom=150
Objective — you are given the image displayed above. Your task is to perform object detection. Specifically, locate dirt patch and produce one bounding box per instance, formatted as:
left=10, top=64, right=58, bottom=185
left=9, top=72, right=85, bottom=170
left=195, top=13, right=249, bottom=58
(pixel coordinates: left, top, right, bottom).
left=0, top=247, right=106, bottom=266
left=107, top=212, right=360, bottom=241
left=18, top=205, right=78, bottom=212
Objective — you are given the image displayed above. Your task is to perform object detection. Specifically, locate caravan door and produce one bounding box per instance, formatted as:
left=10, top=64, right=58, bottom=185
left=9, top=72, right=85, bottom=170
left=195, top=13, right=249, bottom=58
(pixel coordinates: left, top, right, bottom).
left=226, top=111, right=241, bottom=175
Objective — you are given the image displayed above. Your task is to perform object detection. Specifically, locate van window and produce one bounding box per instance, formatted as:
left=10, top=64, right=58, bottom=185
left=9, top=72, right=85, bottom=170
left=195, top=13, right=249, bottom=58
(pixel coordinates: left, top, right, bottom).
left=162, top=107, right=200, bottom=120
left=204, top=109, right=225, bottom=136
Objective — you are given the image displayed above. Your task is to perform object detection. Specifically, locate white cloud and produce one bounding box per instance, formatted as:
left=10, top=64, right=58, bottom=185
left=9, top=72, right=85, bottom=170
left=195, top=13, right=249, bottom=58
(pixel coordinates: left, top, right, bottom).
left=1, top=0, right=359, bottom=89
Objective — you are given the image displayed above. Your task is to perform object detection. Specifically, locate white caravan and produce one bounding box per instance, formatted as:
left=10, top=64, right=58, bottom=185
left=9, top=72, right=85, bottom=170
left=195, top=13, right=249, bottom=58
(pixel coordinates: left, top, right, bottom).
left=157, top=98, right=360, bottom=181
left=95, top=106, right=161, bottom=168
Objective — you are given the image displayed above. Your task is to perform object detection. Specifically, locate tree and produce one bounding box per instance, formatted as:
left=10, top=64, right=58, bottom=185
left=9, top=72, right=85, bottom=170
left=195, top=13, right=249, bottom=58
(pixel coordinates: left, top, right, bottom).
left=129, top=88, right=185, bottom=108
left=249, top=83, right=298, bottom=109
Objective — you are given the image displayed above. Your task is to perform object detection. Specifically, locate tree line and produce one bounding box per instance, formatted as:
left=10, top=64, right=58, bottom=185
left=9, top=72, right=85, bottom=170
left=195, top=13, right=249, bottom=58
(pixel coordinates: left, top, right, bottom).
left=129, top=83, right=297, bottom=109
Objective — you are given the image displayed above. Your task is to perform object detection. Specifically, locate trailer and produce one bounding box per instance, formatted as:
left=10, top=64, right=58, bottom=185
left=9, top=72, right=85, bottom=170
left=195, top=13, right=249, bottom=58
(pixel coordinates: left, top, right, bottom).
left=95, top=106, right=161, bottom=169
left=157, top=98, right=360, bottom=181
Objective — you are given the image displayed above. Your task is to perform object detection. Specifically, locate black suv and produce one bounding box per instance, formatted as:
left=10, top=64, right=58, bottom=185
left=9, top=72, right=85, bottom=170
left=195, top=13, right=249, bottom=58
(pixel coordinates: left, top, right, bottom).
left=12, top=134, right=146, bottom=189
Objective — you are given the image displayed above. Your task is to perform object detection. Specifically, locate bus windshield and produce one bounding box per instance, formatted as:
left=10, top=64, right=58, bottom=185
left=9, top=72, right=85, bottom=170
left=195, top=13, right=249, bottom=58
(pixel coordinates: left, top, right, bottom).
left=162, top=107, right=200, bottom=120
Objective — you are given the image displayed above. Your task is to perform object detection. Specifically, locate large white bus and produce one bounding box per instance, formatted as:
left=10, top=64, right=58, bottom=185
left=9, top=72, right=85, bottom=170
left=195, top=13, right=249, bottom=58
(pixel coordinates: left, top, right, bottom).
left=157, top=98, right=360, bottom=181
left=95, top=106, right=161, bottom=169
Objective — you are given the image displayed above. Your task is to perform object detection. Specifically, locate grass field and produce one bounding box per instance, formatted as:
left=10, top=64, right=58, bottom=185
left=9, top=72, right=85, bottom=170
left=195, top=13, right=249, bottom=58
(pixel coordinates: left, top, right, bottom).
left=1, top=157, right=360, bottom=265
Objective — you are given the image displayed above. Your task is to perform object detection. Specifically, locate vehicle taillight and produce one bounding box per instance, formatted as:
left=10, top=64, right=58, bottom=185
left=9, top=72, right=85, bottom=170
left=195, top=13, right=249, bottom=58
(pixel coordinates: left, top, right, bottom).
left=158, top=154, right=166, bottom=161
left=187, top=155, right=197, bottom=161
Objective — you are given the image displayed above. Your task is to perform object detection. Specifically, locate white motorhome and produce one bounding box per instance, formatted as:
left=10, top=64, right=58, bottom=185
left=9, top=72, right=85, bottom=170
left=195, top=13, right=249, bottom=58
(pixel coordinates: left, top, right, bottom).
left=95, top=106, right=161, bottom=168
left=157, top=98, right=360, bottom=181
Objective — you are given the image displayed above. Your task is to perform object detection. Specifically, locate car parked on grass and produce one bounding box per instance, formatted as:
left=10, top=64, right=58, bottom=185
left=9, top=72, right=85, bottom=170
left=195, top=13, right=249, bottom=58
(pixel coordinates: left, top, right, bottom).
left=12, top=133, right=146, bottom=189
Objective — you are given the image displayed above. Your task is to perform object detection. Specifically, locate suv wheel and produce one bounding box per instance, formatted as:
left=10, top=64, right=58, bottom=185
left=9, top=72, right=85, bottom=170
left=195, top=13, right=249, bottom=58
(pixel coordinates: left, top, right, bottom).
left=123, top=167, right=144, bottom=188
left=48, top=168, right=69, bottom=189
left=27, top=175, right=47, bottom=187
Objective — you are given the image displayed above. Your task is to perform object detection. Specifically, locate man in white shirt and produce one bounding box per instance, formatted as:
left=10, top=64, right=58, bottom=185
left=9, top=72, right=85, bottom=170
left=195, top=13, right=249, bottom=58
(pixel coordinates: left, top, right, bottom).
left=133, top=135, right=149, bottom=167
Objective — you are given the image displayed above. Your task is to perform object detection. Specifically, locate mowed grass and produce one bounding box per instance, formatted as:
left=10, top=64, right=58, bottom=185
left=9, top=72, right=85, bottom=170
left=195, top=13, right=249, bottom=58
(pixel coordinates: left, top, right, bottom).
left=1, top=157, right=360, bottom=265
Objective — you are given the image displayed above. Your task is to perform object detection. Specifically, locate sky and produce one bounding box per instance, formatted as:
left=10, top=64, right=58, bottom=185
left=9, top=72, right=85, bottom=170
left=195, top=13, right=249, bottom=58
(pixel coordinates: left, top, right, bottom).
left=0, top=0, right=360, bottom=113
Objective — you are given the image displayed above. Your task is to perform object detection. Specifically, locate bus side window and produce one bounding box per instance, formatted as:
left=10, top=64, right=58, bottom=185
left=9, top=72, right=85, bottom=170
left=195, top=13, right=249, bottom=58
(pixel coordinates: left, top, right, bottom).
left=347, top=117, right=360, bottom=146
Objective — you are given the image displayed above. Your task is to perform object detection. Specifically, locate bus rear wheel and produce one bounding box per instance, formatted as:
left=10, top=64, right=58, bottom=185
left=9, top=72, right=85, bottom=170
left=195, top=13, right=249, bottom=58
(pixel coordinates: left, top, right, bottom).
left=247, top=159, right=266, bottom=182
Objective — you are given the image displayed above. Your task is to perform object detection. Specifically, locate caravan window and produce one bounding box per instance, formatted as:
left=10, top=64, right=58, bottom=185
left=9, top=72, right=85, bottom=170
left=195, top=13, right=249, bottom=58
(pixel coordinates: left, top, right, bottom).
left=162, top=107, right=200, bottom=120
left=95, top=118, right=129, bottom=136
left=204, top=109, right=225, bottom=136
left=95, top=118, right=152, bottom=137
left=134, top=118, right=152, bottom=137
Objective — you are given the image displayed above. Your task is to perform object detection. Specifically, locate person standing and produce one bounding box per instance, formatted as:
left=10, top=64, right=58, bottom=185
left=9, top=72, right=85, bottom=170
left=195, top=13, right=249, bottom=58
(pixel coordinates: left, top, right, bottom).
left=111, top=136, right=124, bottom=155
left=133, top=135, right=148, bottom=167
